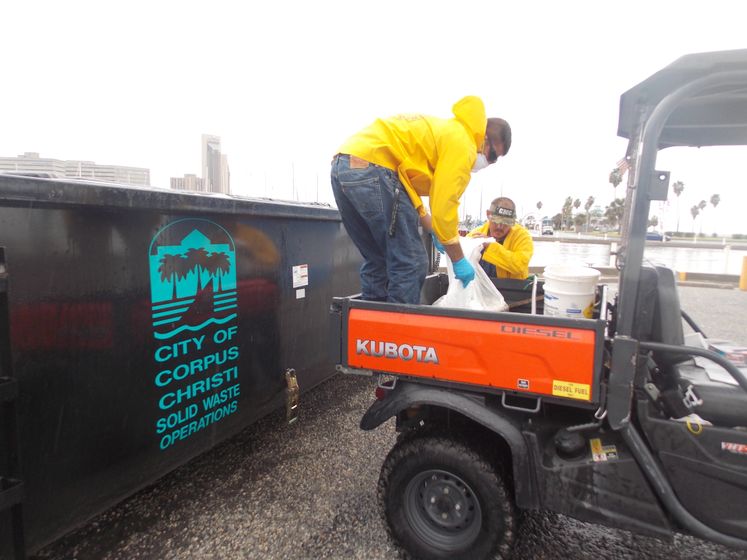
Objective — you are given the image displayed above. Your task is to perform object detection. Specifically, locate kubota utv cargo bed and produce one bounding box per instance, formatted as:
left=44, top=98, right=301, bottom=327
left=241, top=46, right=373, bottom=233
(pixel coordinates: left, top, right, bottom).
left=331, top=274, right=608, bottom=409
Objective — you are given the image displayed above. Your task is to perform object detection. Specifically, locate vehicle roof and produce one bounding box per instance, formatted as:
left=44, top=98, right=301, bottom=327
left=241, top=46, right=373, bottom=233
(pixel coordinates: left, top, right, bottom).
left=618, top=49, right=747, bottom=148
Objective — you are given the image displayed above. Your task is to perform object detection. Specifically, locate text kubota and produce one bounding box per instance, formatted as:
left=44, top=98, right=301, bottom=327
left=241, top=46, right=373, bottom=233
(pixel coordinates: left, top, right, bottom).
left=355, top=339, right=439, bottom=364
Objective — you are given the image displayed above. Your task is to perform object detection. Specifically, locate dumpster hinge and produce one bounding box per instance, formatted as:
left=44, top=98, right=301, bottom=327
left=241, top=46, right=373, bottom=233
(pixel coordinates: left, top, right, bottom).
left=285, top=368, right=300, bottom=424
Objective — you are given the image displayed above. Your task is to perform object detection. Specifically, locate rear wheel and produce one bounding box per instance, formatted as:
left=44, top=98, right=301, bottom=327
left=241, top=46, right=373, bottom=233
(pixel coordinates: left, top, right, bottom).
left=378, top=435, right=515, bottom=560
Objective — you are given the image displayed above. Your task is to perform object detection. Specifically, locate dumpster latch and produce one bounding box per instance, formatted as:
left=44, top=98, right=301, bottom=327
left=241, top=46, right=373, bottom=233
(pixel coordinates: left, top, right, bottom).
left=285, top=368, right=300, bottom=424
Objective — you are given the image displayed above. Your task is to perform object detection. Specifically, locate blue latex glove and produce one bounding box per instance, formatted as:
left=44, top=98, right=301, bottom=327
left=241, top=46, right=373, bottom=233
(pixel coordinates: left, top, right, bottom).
left=430, top=233, right=445, bottom=254
left=452, top=257, right=475, bottom=287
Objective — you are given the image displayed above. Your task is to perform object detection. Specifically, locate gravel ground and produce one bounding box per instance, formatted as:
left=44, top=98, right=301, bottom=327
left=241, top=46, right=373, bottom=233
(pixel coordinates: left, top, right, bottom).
left=34, top=286, right=747, bottom=560
left=677, top=285, right=747, bottom=346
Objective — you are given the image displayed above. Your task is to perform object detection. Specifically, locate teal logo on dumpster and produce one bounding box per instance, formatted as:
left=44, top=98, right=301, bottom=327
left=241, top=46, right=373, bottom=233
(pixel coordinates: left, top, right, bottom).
left=149, top=219, right=241, bottom=450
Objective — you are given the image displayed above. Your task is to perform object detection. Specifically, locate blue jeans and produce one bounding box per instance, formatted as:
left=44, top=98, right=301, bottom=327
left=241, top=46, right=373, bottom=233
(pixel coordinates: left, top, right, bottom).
left=331, top=154, right=428, bottom=304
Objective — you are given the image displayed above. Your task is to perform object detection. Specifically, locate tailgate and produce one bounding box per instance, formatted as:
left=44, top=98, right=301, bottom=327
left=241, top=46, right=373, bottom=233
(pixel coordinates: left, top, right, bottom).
left=335, top=299, right=605, bottom=406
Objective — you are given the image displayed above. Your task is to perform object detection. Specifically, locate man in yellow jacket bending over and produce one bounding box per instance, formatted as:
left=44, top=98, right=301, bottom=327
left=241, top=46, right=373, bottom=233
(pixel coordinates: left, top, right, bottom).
left=331, top=96, right=511, bottom=304
left=468, top=197, right=533, bottom=279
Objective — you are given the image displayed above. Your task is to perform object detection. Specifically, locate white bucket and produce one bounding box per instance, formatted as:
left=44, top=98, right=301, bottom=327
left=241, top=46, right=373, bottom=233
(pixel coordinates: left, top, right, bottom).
left=542, top=264, right=601, bottom=319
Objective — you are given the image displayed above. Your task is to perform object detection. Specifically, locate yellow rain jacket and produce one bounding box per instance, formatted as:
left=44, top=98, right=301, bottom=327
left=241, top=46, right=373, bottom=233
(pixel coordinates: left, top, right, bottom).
left=467, top=222, right=534, bottom=279
left=338, top=96, right=486, bottom=246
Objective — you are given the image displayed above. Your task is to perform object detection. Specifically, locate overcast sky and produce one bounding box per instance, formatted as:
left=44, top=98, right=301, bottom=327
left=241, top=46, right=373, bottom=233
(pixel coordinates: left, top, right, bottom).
left=2, top=0, right=746, bottom=233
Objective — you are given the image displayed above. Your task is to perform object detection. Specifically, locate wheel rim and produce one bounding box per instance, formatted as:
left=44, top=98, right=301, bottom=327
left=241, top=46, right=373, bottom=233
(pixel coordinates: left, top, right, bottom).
left=403, top=468, right=482, bottom=551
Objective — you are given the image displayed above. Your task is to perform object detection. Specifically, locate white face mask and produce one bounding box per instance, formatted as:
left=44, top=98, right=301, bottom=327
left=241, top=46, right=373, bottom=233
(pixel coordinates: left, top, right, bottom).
left=472, top=153, right=489, bottom=173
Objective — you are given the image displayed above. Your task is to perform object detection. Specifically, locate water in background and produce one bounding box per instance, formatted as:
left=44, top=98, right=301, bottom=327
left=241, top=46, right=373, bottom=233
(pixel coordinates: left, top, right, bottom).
left=531, top=240, right=747, bottom=275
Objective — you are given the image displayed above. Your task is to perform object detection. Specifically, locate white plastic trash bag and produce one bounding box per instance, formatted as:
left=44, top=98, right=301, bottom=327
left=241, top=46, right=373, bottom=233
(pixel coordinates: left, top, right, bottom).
left=433, top=237, right=508, bottom=312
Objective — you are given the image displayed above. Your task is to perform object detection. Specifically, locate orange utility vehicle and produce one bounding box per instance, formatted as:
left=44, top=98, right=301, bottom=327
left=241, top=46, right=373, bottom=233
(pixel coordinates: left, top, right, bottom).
left=345, top=302, right=603, bottom=404
left=331, top=49, right=747, bottom=560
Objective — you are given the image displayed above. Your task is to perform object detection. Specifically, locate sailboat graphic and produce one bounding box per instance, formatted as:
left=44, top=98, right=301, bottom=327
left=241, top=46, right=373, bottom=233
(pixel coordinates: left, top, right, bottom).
left=149, top=221, right=238, bottom=340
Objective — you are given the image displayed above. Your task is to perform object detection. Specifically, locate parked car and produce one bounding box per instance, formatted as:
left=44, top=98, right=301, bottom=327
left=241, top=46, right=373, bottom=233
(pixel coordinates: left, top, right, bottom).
left=646, top=232, right=671, bottom=241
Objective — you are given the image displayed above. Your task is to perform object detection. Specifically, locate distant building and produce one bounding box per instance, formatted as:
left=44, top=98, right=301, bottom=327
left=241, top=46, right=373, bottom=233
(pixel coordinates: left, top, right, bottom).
left=201, top=134, right=230, bottom=194
left=0, top=152, right=150, bottom=186
left=220, top=153, right=230, bottom=194
left=169, top=135, right=231, bottom=194
left=170, top=174, right=204, bottom=191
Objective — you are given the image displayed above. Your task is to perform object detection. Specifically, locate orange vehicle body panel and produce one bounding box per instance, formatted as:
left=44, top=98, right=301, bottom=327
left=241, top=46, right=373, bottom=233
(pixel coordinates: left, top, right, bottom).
left=347, top=309, right=598, bottom=402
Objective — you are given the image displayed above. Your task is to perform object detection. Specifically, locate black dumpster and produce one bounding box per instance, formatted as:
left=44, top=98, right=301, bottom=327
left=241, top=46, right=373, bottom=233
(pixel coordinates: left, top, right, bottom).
left=0, top=174, right=361, bottom=554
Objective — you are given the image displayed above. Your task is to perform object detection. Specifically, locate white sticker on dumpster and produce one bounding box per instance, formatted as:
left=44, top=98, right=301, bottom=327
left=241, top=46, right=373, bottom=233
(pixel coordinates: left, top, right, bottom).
left=292, top=264, right=309, bottom=288
left=149, top=220, right=242, bottom=451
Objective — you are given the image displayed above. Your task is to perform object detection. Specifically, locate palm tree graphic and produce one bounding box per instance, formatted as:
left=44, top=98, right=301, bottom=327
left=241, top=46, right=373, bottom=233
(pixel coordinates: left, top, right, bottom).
left=207, top=252, right=231, bottom=291
left=158, top=254, right=188, bottom=300
left=186, top=248, right=211, bottom=291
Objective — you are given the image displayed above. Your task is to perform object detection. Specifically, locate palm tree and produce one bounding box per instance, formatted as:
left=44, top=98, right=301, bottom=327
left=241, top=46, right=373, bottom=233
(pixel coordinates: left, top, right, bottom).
left=584, top=196, right=595, bottom=231
left=571, top=199, right=581, bottom=232
left=690, top=205, right=700, bottom=234
left=207, top=252, right=231, bottom=291
left=672, top=180, right=685, bottom=232
left=562, top=197, right=573, bottom=230
left=609, top=168, right=622, bottom=200
left=534, top=202, right=543, bottom=233
left=710, top=194, right=720, bottom=235
left=698, top=200, right=707, bottom=236
left=605, top=198, right=625, bottom=232
left=186, top=247, right=210, bottom=291
left=158, top=254, right=187, bottom=300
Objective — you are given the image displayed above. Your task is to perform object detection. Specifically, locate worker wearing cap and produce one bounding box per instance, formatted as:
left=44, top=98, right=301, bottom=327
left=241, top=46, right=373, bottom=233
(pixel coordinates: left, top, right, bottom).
left=331, top=96, right=512, bottom=304
left=468, top=197, right=533, bottom=279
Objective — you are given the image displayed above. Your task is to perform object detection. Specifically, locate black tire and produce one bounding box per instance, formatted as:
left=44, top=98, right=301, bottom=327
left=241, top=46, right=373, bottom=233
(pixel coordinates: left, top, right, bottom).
left=378, top=435, right=515, bottom=560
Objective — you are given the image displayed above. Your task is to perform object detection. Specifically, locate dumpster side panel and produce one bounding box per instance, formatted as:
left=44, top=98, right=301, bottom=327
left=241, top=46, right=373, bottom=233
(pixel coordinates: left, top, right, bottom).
left=0, top=180, right=361, bottom=551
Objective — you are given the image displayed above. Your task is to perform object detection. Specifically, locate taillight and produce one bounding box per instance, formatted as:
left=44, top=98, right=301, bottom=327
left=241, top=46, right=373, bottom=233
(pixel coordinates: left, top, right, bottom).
left=375, top=375, right=397, bottom=400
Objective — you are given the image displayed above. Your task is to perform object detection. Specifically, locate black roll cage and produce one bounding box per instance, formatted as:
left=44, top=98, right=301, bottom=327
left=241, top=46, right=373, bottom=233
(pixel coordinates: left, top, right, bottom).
left=607, top=50, right=747, bottom=550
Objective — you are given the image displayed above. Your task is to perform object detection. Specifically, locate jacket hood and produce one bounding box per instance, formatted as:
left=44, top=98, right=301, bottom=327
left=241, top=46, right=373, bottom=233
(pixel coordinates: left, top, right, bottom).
left=452, top=96, right=487, bottom=149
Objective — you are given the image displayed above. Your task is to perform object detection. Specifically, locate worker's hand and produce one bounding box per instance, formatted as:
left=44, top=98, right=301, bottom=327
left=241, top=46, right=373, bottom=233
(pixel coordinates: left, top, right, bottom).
left=452, top=258, right=475, bottom=287
left=430, top=233, right=445, bottom=254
